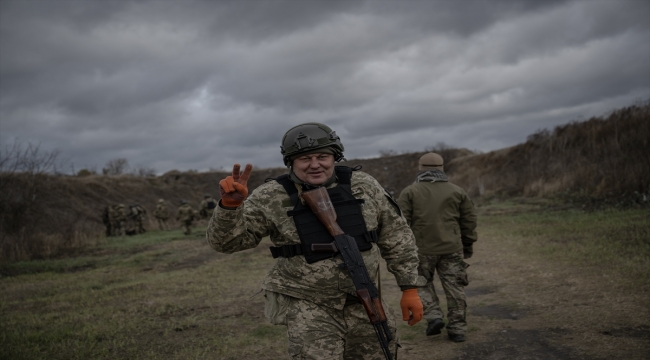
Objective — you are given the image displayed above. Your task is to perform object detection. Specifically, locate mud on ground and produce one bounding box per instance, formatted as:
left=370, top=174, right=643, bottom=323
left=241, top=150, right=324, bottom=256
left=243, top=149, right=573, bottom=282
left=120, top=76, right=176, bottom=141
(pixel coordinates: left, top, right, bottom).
left=379, top=223, right=650, bottom=360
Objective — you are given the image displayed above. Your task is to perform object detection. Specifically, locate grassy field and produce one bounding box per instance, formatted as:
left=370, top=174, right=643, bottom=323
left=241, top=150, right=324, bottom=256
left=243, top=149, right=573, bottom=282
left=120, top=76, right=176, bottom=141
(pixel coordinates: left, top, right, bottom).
left=2, top=201, right=649, bottom=359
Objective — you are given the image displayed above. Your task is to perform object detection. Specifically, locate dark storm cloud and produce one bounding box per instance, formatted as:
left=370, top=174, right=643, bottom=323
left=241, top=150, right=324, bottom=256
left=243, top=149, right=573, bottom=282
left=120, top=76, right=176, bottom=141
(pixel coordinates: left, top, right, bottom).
left=1, top=0, right=648, bottom=173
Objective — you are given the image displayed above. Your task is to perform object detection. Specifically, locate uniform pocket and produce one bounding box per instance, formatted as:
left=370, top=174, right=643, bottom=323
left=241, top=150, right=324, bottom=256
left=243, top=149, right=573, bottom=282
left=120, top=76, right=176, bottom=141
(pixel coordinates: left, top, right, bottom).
left=263, top=290, right=290, bottom=325
left=456, top=261, right=470, bottom=286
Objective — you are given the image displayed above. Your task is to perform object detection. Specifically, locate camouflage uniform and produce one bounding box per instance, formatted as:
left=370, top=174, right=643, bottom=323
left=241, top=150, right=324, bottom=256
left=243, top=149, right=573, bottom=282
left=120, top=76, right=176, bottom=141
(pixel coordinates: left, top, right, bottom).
left=199, top=195, right=217, bottom=220
left=112, top=204, right=128, bottom=236
left=129, top=205, right=147, bottom=234
left=154, top=199, right=170, bottom=231
left=177, top=202, right=197, bottom=235
left=398, top=169, right=477, bottom=337
left=102, top=206, right=113, bottom=237
left=207, top=170, right=425, bottom=359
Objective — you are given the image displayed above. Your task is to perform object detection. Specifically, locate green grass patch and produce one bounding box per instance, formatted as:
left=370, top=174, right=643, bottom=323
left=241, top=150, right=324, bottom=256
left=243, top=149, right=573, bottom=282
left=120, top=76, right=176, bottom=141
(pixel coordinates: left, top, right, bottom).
left=0, top=228, right=207, bottom=277
left=479, top=200, right=650, bottom=282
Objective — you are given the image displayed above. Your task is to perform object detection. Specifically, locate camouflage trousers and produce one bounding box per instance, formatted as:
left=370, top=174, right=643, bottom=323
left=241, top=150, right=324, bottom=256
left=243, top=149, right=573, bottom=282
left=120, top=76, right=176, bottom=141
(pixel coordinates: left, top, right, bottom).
left=418, top=251, right=469, bottom=335
left=156, top=218, right=169, bottom=231
left=111, top=220, right=126, bottom=236
left=284, top=297, right=398, bottom=360
left=181, top=220, right=192, bottom=235
left=134, top=219, right=146, bottom=234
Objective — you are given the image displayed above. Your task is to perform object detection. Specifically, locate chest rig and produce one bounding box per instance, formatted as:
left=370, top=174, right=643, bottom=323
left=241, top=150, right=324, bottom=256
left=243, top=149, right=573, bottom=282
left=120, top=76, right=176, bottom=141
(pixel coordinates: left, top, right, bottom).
left=269, top=166, right=378, bottom=264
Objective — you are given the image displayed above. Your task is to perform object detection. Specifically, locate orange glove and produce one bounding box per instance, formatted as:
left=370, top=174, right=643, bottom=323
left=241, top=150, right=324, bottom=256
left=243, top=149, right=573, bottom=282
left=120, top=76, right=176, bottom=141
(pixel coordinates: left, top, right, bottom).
left=400, top=288, right=424, bottom=326
left=219, top=163, right=253, bottom=208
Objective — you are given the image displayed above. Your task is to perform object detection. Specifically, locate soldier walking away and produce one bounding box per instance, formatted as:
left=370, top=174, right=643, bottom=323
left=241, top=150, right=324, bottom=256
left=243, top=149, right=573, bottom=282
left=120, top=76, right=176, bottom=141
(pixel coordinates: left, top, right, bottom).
left=113, top=203, right=128, bottom=237
left=177, top=200, right=198, bottom=235
left=154, top=199, right=170, bottom=231
left=129, top=204, right=147, bottom=234
left=397, top=153, right=478, bottom=343
left=199, top=194, right=217, bottom=220
left=207, top=122, right=425, bottom=359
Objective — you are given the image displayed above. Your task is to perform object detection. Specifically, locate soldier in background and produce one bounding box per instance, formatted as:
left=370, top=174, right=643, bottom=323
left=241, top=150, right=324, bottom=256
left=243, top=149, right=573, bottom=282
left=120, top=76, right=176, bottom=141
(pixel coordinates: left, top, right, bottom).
left=154, top=199, right=170, bottom=231
left=129, top=204, right=147, bottom=234
left=176, top=200, right=198, bottom=235
left=113, top=203, right=128, bottom=236
left=397, top=152, right=478, bottom=343
left=199, top=194, right=217, bottom=220
left=102, top=206, right=113, bottom=236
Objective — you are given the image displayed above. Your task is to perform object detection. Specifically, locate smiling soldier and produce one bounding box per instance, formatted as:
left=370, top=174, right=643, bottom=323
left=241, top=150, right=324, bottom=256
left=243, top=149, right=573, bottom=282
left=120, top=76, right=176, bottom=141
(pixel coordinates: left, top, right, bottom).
left=206, top=122, right=425, bottom=360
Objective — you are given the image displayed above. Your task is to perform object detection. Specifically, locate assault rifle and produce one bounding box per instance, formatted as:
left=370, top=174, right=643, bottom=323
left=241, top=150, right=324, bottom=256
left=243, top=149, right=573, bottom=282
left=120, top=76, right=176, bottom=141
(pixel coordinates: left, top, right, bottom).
left=301, top=187, right=394, bottom=360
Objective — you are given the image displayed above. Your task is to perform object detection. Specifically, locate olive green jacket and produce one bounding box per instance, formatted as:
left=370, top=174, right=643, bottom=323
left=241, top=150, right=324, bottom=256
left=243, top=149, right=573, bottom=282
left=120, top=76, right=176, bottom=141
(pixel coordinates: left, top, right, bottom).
left=397, top=171, right=477, bottom=256
left=177, top=204, right=197, bottom=222
left=206, top=170, right=426, bottom=309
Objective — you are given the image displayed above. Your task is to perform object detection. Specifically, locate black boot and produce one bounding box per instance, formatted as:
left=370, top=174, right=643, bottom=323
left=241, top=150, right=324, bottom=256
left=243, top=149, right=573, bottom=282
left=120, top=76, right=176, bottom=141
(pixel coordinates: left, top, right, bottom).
left=448, top=333, right=466, bottom=342
left=426, top=318, right=445, bottom=336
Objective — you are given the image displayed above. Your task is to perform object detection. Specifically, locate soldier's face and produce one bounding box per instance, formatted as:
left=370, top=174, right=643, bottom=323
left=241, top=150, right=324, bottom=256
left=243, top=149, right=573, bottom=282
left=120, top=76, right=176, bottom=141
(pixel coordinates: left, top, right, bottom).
left=292, top=153, right=335, bottom=186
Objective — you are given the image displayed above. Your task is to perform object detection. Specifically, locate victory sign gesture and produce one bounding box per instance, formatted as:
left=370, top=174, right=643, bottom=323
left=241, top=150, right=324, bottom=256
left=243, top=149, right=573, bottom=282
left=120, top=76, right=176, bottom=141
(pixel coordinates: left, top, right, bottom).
left=219, top=163, right=253, bottom=208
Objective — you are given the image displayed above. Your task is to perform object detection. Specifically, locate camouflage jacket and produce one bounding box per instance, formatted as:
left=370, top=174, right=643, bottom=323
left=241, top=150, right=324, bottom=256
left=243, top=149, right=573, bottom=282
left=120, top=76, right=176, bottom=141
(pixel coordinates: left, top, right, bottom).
left=129, top=205, right=146, bottom=220
left=199, top=198, right=217, bottom=217
left=177, top=204, right=197, bottom=222
left=154, top=203, right=170, bottom=219
left=206, top=170, right=425, bottom=309
left=113, top=206, right=128, bottom=222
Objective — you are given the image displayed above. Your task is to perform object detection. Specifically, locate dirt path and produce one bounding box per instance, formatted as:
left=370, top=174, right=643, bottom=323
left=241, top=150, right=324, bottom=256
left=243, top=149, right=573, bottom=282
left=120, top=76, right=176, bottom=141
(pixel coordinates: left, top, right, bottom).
left=379, top=225, right=650, bottom=360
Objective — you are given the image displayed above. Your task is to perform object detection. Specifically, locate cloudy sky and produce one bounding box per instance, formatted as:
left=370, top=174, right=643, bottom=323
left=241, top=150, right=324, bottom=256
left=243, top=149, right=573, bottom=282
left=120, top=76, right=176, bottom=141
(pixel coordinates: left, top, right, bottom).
left=1, top=0, right=649, bottom=174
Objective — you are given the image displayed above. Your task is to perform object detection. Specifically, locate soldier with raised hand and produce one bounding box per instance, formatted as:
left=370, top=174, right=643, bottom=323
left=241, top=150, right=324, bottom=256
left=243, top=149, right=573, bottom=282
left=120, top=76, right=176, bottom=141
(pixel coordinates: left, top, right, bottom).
left=154, top=199, right=170, bottom=231
left=207, top=122, right=425, bottom=360
left=176, top=200, right=197, bottom=235
left=397, top=153, right=478, bottom=343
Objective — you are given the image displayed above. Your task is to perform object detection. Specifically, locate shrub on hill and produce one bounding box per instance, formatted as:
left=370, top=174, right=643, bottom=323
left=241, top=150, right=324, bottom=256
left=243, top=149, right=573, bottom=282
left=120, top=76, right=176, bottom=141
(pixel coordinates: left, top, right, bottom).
left=447, top=102, right=650, bottom=205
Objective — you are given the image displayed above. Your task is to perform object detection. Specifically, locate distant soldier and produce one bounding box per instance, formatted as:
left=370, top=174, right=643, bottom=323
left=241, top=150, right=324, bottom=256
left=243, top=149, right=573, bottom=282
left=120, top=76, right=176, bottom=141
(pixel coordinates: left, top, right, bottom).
left=113, top=203, right=128, bottom=236
left=107, top=205, right=119, bottom=236
left=154, top=199, right=170, bottom=231
left=199, top=193, right=217, bottom=220
left=102, top=206, right=113, bottom=237
left=397, top=153, right=478, bottom=343
left=129, top=204, right=147, bottom=234
left=176, top=200, right=198, bottom=235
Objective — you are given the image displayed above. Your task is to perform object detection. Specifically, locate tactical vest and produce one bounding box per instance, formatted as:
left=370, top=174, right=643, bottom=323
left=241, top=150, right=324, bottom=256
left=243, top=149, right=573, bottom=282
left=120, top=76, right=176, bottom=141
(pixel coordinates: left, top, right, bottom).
left=269, top=166, right=377, bottom=264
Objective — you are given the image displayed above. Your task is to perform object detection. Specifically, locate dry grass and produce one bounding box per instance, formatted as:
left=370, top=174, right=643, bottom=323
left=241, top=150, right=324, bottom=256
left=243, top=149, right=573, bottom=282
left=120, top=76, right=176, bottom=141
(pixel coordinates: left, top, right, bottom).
left=2, top=203, right=649, bottom=359
left=448, top=102, right=650, bottom=204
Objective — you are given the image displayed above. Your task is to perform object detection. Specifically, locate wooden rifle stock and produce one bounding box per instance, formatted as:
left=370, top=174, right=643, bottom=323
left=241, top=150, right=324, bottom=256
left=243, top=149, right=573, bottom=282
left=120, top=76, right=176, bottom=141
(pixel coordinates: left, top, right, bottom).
left=300, top=187, right=343, bottom=237
left=301, top=186, right=394, bottom=360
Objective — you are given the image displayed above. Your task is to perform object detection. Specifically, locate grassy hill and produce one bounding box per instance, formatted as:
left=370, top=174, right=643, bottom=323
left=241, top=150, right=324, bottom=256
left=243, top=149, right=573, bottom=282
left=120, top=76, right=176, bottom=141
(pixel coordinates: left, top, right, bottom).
left=1, top=102, right=648, bottom=262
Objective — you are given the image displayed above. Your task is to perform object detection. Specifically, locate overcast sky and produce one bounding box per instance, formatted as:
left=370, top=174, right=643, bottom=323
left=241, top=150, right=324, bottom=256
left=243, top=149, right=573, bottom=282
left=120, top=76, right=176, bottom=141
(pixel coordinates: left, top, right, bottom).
left=1, top=0, right=649, bottom=174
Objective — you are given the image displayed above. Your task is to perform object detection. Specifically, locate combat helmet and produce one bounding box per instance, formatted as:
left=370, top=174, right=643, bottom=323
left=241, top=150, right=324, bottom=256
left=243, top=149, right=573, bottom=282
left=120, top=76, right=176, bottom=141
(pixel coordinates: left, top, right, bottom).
left=280, top=122, right=345, bottom=166
left=158, top=199, right=165, bottom=203
left=204, top=194, right=211, bottom=199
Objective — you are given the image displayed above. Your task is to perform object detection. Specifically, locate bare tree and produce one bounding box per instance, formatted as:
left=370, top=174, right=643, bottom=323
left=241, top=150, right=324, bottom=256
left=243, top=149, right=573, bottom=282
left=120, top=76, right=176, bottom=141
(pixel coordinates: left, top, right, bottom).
left=0, top=140, right=61, bottom=175
left=102, top=158, right=129, bottom=175
left=133, top=165, right=157, bottom=177
left=0, top=139, right=64, bottom=260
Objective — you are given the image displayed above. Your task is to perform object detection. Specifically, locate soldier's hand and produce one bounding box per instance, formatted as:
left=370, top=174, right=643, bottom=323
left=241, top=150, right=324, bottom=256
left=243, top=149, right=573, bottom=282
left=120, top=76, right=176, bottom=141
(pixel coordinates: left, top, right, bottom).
left=400, top=288, right=424, bottom=326
left=219, top=163, right=253, bottom=208
left=463, top=246, right=473, bottom=259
